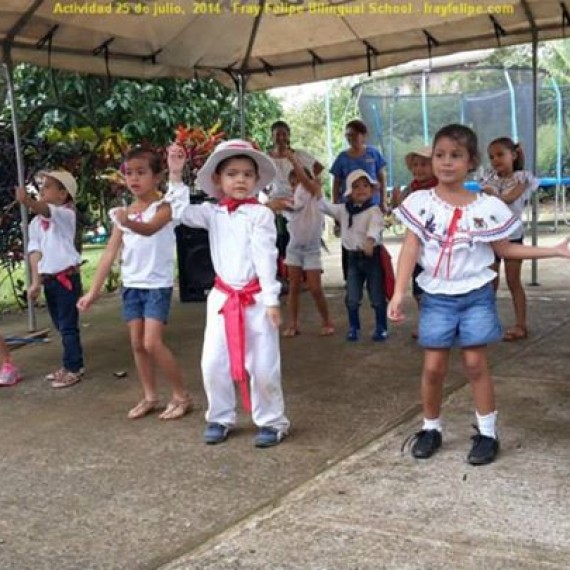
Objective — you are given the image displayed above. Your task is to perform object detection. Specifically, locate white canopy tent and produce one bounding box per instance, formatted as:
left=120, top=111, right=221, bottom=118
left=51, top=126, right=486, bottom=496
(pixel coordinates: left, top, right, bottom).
left=1, top=0, right=569, bottom=90
left=2, top=0, right=569, bottom=329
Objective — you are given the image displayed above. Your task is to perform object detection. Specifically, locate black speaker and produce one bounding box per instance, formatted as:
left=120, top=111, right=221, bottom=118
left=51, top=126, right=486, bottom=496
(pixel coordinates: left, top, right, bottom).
left=176, top=225, right=215, bottom=302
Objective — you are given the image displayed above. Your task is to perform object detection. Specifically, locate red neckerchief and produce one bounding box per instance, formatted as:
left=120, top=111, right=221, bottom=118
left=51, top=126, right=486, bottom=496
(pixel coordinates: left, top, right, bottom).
left=214, top=276, right=262, bottom=413
left=40, top=218, right=50, bottom=231
left=433, top=208, right=463, bottom=280
left=218, top=197, right=258, bottom=213
left=410, top=177, right=439, bottom=192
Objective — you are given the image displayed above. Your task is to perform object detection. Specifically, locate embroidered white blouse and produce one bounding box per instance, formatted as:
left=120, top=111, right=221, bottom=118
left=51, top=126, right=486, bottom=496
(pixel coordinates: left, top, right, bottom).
left=395, top=189, right=521, bottom=295
left=477, top=169, right=538, bottom=240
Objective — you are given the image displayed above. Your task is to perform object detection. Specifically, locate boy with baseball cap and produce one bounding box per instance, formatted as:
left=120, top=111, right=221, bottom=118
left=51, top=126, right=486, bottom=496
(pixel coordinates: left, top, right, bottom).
left=320, top=169, right=387, bottom=342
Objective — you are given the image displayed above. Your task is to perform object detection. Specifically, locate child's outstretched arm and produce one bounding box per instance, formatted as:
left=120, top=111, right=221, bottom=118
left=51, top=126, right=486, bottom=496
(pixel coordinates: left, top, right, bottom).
left=388, top=230, right=421, bottom=322
left=285, top=150, right=321, bottom=196
left=499, top=181, right=526, bottom=204
left=164, top=143, right=211, bottom=230
left=493, top=236, right=570, bottom=261
left=77, top=226, right=123, bottom=311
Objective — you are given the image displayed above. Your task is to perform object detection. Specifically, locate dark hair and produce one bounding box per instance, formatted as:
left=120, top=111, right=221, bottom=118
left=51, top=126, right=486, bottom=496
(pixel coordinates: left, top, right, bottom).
left=488, top=137, right=524, bottom=171
left=345, top=119, right=368, bottom=135
left=215, top=154, right=259, bottom=175
left=433, top=124, right=480, bottom=170
left=124, top=148, right=162, bottom=174
left=271, top=120, right=290, bottom=134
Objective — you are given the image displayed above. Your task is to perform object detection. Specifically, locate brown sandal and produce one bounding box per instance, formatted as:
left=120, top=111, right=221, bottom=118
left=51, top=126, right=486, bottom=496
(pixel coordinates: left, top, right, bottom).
left=503, top=325, right=528, bottom=342
left=128, top=399, right=160, bottom=420
left=282, top=327, right=300, bottom=338
left=158, top=397, right=193, bottom=420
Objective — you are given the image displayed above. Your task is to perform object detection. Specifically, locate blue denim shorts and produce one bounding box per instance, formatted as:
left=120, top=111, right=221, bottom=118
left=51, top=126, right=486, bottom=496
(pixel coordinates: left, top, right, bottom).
left=121, top=287, right=173, bottom=324
left=418, top=282, right=502, bottom=349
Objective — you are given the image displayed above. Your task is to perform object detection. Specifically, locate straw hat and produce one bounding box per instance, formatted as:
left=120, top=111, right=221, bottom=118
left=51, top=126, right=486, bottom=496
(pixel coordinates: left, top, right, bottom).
left=345, top=169, right=377, bottom=197
left=404, top=145, right=432, bottom=171
left=196, top=139, right=277, bottom=200
left=38, top=170, right=77, bottom=200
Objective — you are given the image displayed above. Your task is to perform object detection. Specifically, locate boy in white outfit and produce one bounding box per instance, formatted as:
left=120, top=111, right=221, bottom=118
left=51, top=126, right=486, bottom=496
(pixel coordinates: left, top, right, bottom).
left=17, top=171, right=84, bottom=388
left=167, top=140, right=290, bottom=447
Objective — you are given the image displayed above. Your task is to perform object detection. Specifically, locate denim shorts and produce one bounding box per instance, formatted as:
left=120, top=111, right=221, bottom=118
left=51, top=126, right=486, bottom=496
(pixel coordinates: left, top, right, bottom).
left=418, top=282, right=502, bottom=348
left=121, top=287, right=173, bottom=324
left=285, top=245, right=322, bottom=270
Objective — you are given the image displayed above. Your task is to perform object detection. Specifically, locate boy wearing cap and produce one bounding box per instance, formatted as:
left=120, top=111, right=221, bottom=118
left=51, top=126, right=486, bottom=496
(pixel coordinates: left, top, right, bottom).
left=166, top=140, right=289, bottom=448
left=392, top=146, right=438, bottom=338
left=16, top=170, right=84, bottom=388
left=320, top=169, right=386, bottom=342
left=392, top=145, right=438, bottom=206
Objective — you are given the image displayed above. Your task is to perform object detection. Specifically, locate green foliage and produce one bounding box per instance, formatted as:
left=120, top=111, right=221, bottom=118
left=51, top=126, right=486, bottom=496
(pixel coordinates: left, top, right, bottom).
left=2, top=65, right=282, bottom=147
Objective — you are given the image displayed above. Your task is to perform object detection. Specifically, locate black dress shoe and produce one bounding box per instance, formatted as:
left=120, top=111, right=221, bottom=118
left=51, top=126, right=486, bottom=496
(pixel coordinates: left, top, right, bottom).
left=468, top=429, right=499, bottom=465
left=403, top=429, right=442, bottom=459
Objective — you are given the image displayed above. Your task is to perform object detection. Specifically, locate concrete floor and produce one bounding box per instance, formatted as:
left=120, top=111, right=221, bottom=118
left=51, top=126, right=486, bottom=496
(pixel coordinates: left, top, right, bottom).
left=1, top=234, right=569, bottom=569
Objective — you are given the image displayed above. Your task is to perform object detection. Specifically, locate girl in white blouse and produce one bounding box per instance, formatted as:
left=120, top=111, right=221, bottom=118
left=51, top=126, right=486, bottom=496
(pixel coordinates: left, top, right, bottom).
left=390, top=124, right=570, bottom=466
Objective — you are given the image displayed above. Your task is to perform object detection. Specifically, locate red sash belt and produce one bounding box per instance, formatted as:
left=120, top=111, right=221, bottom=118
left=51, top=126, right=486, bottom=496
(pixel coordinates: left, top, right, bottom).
left=214, top=275, right=261, bottom=413
left=41, top=265, right=79, bottom=291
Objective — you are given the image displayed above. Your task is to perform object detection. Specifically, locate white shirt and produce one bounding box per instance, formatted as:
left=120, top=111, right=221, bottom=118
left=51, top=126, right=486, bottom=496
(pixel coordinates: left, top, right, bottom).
left=168, top=183, right=280, bottom=307
left=395, top=189, right=521, bottom=295
left=282, top=184, right=323, bottom=250
left=110, top=186, right=188, bottom=288
left=27, top=204, right=81, bottom=274
left=319, top=200, right=384, bottom=251
left=477, top=169, right=538, bottom=240
left=268, top=150, right=319, bottom=199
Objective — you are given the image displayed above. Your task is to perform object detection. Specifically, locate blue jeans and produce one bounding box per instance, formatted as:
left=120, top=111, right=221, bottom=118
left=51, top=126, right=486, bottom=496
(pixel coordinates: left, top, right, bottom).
left=44, top=273, right=84, bottom=372
left=345, top=248, right=385, bottom=312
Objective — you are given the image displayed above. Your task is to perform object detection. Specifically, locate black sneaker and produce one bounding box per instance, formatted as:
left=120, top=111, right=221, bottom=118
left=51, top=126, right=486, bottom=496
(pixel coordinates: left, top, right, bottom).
left=402, top=429, right=442, bottom=459
left=468, top=428, right=499, bottom=465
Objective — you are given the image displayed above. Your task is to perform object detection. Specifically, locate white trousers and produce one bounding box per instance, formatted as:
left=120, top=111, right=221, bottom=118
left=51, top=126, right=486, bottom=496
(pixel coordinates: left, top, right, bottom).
left=201, top=288, right=290, bottom=433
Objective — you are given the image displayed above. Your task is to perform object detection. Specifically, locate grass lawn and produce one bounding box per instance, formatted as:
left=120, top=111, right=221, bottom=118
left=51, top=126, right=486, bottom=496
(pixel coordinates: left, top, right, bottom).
left=0, top=245, right=106, bottom=312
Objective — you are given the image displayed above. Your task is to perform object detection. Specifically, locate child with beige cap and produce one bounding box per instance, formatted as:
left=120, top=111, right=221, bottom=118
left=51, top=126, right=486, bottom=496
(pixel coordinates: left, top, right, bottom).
left=16, top=170, right=84, bottom=388
left=393, top=146, right=438, bottom=338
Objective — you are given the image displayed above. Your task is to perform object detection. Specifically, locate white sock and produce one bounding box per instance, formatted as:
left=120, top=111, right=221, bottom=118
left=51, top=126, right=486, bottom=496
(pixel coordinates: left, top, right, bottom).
left=422, top=417, right=442, bottom=432
left=476, top=411, right=498, bottom=438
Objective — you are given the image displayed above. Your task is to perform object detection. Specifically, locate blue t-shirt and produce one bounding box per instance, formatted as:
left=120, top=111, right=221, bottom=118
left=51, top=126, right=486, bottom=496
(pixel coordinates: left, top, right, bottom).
left=330, top=146, right=386, bottom=205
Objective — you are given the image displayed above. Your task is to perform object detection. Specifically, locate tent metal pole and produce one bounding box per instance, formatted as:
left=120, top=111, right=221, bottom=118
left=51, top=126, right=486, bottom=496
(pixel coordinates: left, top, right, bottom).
left=3, top=57, right=37, bottom=330
left=549, top=75, right=563, bottom=231
left=421, top=70, right=429, bottom=145
left=530, top=30, right=539, bottom=285
left=503, top=68, right=519, bottom=142
left=238, top=73, right=246, bottom=139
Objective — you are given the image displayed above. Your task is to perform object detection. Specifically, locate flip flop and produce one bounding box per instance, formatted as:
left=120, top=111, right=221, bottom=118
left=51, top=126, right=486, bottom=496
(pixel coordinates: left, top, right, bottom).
left=503, top=325, right=528, bottom=342
left=128, top=399, right=160, bottom=420
left=320, top=324, right=335, bottom=336
left=158, top=397, right=193, bottom=420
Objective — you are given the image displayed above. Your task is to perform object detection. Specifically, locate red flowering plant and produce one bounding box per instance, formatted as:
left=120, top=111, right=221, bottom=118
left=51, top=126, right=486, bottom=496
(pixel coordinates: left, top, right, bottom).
left=173, top=123, right=225, bottom=193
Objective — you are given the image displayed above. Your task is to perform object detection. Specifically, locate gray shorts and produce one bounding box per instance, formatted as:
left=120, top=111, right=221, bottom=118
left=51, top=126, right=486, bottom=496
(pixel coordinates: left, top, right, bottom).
left=285, top=245, right=322, bottom=270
